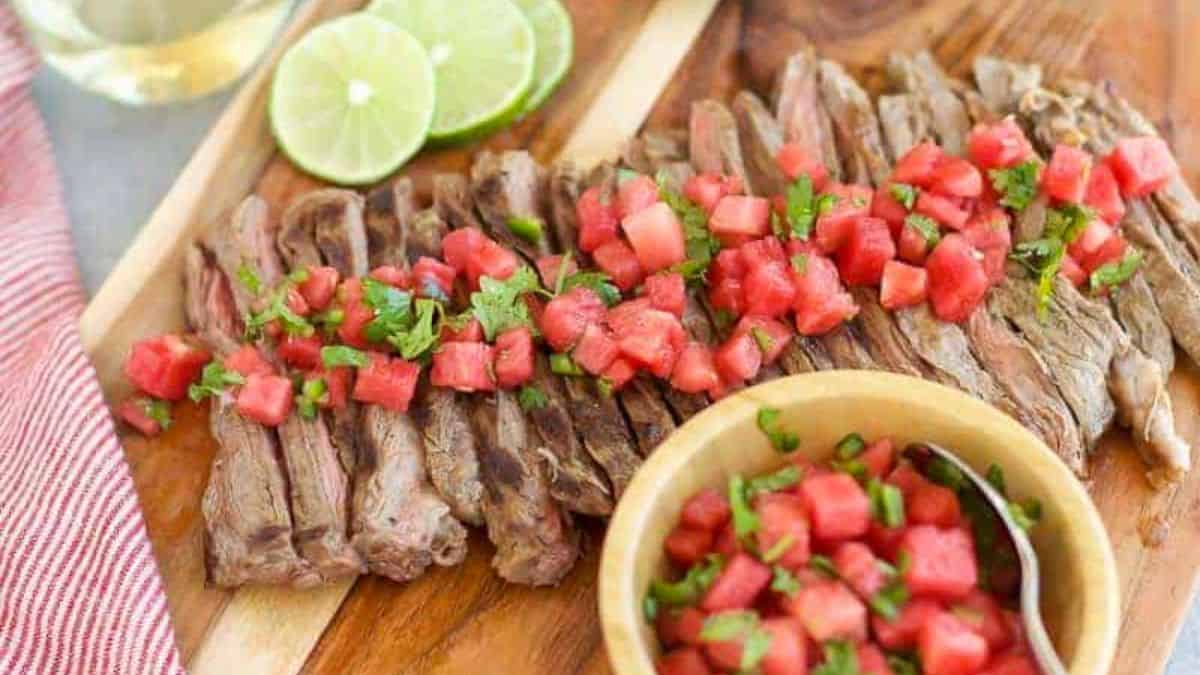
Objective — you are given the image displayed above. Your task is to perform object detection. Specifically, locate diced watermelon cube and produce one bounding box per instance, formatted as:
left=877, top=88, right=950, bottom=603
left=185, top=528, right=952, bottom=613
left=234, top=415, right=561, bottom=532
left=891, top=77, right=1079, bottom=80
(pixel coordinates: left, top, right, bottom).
left=754, top=492, right=811, bottom=569
left=887, top=462, right=934, bottom=498
left=657, top=606, right=707, bottom=648
left=1068, top=220, right=1126, bottom=274
left=916, top=191, right=969, bottom=230
left=816, top=183, right=874, bottom=252
left=926, top=234, right=988, bottom=322
left=1084, top=161, right=1126, bottom=224
left=776, top=142, right=830, bottom=189
left=670, top=342, right=721, bottom=394
left=792, top=254, right=859, bottom=336
left=224, top=345, right=275, bottom=378
left=908, top=482, right=963, bottom=527
left=540, top=287, right=607, bottom=352
left=1107, top=136, right=1178, bottom=198
left=681, top=489, right=731, bottom=531
left=872, top=597, right=944, bottom=649
left=124, top=334, right=211, bottom=402
left=298, top=266, right=339, bottom=310
left=656, top=647, right=713, bottom=675
left=1059, top=254, right=1087, bottom=287
left=953, top=588, right=1014, bottom=652
left=684, top=172, right=743, bottom=214
left=856, top=644, right=893, bottom=675
left=616, top=174, right=660, bottom=219
left=430, top=342, right=495, bottom=393
left=893, top=142, right=945, bottom=187
left=606, top=297, right=654, bottom=334
left=743, top=263, right=797, bottom=318
left=714, top=332, right=763, bottom=385
left=1042, top=143, right=1093, bottom=204
left=701, top=553, right=772, bottom=612
left=593, top=238, right=645, bottom=291
left=872, top=184, right=911, bottom=232
left=978, top=653, right=1039, bottom=675
left=622, top=202, right=687, bottom=273
left=880, top=261, right=928, bottom=310
left=966, top=118, right=1034, bottom=170
left=617, top=308, right=684, bottom=378
left=897, top=220, right=933, bottom=265
left=645, top=272, right=687, bottom=317
left=900, top=526, right=978, bottom=601
left=442, top=228, right=488, bottom=272
left=838, top=216, right=896, bottom=286
left=602, top=356, right=638, bottom=392
left=739, top=236, right=789, bottom=268
left=278, top=334, right=323, bottom=370
left=336, top=278, right=373, bottom=348
left=786, top=580, right=868, bottom=642
left=466, top=239, right=520, bottom=288
left=369, top=265, right=410, bottom=289
left=920, top=611, right=991, bottom=675
left=352, top=353, right=422, bottom=411
left=800, top=473, right=871, bottom=541
left=759, top=617, right=809, bottom=675
left=734, top=315, right=792, bottom=365
left=442, top=317, right=484, bottom=343
left=493, top=327, right=535, bottom=389
left=860, top=438, right=896, bottom=478
left=664, top=525, right=715, bottom=567
left=576, top=185, right=620, bottom=252
left=316, top=367, right=351, bottom=410
left=931, top=156, right=984, bottom=198
left=833, top=541, right=888, bottom=599
left=116, top=398, right=166, bottom=437
left=573, top=322, right=620, bottom=375
left=709, top=278, right=745, bottom=316
left=236, top=373, right=294, bottom=426
left=711, top=248, right=746, bottom=284
left=710, top=195, right=772, bottom=246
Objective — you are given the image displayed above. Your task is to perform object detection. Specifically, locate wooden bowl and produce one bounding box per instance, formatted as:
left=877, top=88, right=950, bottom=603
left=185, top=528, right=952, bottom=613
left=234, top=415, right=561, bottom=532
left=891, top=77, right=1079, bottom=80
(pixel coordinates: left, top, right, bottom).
left=599, top=371, right=1119, bottom=675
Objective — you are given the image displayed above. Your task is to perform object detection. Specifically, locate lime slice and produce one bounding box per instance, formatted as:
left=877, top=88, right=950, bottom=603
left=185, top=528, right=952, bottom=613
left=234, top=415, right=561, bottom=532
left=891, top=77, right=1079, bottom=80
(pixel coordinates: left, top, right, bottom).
left=270, top=14, right=434, bottom=186
left=368, top=0, right=536, bottom=143
left=512, top=0, right=574, bottom=114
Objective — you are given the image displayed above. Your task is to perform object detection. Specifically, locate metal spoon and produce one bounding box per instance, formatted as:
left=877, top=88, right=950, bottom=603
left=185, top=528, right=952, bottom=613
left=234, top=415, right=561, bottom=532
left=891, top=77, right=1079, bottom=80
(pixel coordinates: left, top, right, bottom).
left=905, top=442, right=1067, bottom=675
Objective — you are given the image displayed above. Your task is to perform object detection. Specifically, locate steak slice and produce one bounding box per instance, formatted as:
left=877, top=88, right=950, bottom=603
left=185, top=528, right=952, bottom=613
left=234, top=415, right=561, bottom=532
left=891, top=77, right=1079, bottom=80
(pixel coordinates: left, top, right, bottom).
left=1109, top=343, right=1191, bottom=486
left=354, top=405, right=468, bottom=580
left=622, top=129, right=689, bottom=175
left=202, top=195, right=282, bottom=318
left=185, top=243, right=315, bottom=588
left=280, top=188, right=462, bottom=580
left=472, top=390, right=578, bottom=586
left=887, top=52, right=972, bottom=157
left=546, top=161, right=646, bottom=493
left=363, top=177, right=416, bottom=268
left=404, top=207, right=485, bottom=526
left=278, top=189, right=369, bottom=277
left=732, top=91, right=789, bottom=197
left=689, top=100, right=754, bottom=193
left=466, top=153, right=616, bottom=514
left=773, top=47, right=842, bottom=183
left=1017, top=82, right=1187, bottom=372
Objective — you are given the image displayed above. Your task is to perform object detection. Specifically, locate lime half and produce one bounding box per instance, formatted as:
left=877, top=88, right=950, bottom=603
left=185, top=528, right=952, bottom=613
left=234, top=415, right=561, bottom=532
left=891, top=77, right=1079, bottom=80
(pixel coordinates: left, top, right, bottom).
left=368, top=0, right=536, bottom=143
left=513, top=0, right=574, bottom=115
left=270, top=14, right=434, bottom=186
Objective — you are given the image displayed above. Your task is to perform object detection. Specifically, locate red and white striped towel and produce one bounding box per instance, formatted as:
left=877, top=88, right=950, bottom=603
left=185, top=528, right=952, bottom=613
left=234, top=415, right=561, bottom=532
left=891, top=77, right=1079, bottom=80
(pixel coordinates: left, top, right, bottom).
left=0, top=9, right=183, bottom=674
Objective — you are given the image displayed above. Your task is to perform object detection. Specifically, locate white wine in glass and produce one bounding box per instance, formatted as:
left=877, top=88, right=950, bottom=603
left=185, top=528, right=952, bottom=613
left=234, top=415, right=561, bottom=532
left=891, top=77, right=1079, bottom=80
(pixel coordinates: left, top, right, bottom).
left=12, top=0, right=296, bottom=105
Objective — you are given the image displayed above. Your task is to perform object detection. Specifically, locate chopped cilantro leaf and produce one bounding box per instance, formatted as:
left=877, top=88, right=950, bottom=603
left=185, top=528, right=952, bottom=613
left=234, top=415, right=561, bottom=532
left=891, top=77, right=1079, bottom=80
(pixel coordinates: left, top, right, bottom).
left=868, top=478, right=906, bottom=528
left=657, top=170, right=719, bottom=282
left=387, top=298, right=442, bottom=361
left=985, top=464, right=1007, bottom=496
left=1008, top=498, right=1043, bottom=531
left=989, top=159, right=1041, bottom=211
left=649, top=554, right=724, bottom=606
left=295, top=377, right=326, bottom=420
left=746, top=464, right=802, bottom=498
left=141, top=398, right=173, bottom=430
left=887, top=652, right=921, bottom=675
left=890, top=182, right=918, bottom=210
left=869, top=580, right=910, bottom=620
left=616, top=167, right=640, bottom=184
left=560, top=271, right=621, bottom=306
left=729, top=475, right=760, bottom=542
left=362, top=277, right=414, bottom=343
left=188, top=362, right=245, bottom=403
left=771, top=565, right=801, bottom=597
left=756, top=407, right=800, bottom=453
left=321, top=345, right=369, bottom=368
left=1090, top=248, right=1143, bottom=294
left=813, top=640, right=859, bottom=675
left=518, top=385, right=548, bottom=411
left=809, top=554, right=838, bottom=579
left=700, top=612, right=773, bottom=671
left=925, top=456, right=967, bottom=491
left=1044, top=203, right=1094, bottom=243
left=469, top=266, right=541, bottom=341
left=835, top=432, right=866, bottom=459
left=1010, top=237, right=1066, bottom=321
left=786, top=174, right=817, bottom=239
left=549, top=352, right=584, bottom=376
left=904, top=213, right=941, bottom=248
left=237, top=263, right=261, bottom=295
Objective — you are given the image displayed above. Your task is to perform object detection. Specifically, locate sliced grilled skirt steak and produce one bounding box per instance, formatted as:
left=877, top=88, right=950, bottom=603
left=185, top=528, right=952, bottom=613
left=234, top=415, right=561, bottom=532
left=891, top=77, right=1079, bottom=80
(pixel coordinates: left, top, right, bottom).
left=363, top=177, right=416, bottom=269
left=185, top=237, right=314, bottom=588
left=467, top=152, right=616, bottom=515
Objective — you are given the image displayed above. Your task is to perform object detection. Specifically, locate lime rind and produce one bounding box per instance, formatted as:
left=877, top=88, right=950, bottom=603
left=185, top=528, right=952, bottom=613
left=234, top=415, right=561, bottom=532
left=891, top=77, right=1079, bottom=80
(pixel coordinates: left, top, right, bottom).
left=367, top=0, right=536, bottom=143
left=513, top=0, right=574, bottom=115
left=270, top=14, right=435, bottom=185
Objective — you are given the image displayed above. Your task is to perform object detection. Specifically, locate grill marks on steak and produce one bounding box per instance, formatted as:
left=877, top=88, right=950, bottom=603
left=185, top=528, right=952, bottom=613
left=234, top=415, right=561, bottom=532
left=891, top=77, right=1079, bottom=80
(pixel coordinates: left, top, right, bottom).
left=468, top=152, right=616, bottom=515
left=354, top=405, right=468, bottom=580
left=364, top=177, right=416, bottom=269
left=433, top=168, right=582, bottom=585
left=203, top=195, right=283, bottom=318
left=184, top=214, right=315, bottom=587
left=773, top=48, right=842, bottom=184
left=883, top=54, right=1091, bottom=472
left=278, top=187, right=464, bottom=580
left=545, top=162, right=644, bottom=494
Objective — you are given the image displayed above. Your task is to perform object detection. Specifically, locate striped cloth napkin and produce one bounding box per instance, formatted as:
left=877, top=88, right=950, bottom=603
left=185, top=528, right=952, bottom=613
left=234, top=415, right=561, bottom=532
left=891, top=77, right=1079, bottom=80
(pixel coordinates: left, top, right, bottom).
left=0, top=9, right=183, bottom=674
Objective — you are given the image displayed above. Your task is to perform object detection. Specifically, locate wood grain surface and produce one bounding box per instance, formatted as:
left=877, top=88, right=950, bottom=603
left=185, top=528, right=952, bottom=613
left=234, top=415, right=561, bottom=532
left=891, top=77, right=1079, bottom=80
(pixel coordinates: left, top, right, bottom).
left=83, top=1, right=1200, bottom=673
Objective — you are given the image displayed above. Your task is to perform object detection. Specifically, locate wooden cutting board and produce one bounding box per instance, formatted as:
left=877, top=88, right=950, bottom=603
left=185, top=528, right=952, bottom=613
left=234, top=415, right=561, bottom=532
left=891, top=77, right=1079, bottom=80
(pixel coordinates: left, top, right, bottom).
left=80, top=1, right=1200, bottom=673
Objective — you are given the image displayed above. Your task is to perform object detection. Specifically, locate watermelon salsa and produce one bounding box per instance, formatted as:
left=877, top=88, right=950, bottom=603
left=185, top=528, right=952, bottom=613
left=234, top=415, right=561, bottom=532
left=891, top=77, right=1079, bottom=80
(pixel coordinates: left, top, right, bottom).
left=647, top=423, right=1045, bottom=675
left=116, top=123, right=1174, bottom=437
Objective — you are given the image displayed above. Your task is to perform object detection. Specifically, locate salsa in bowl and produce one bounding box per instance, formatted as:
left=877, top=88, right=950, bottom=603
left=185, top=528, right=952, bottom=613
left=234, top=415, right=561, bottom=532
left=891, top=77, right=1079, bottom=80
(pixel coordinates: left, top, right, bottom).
left=599, top=372, right=1117, bottom=675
